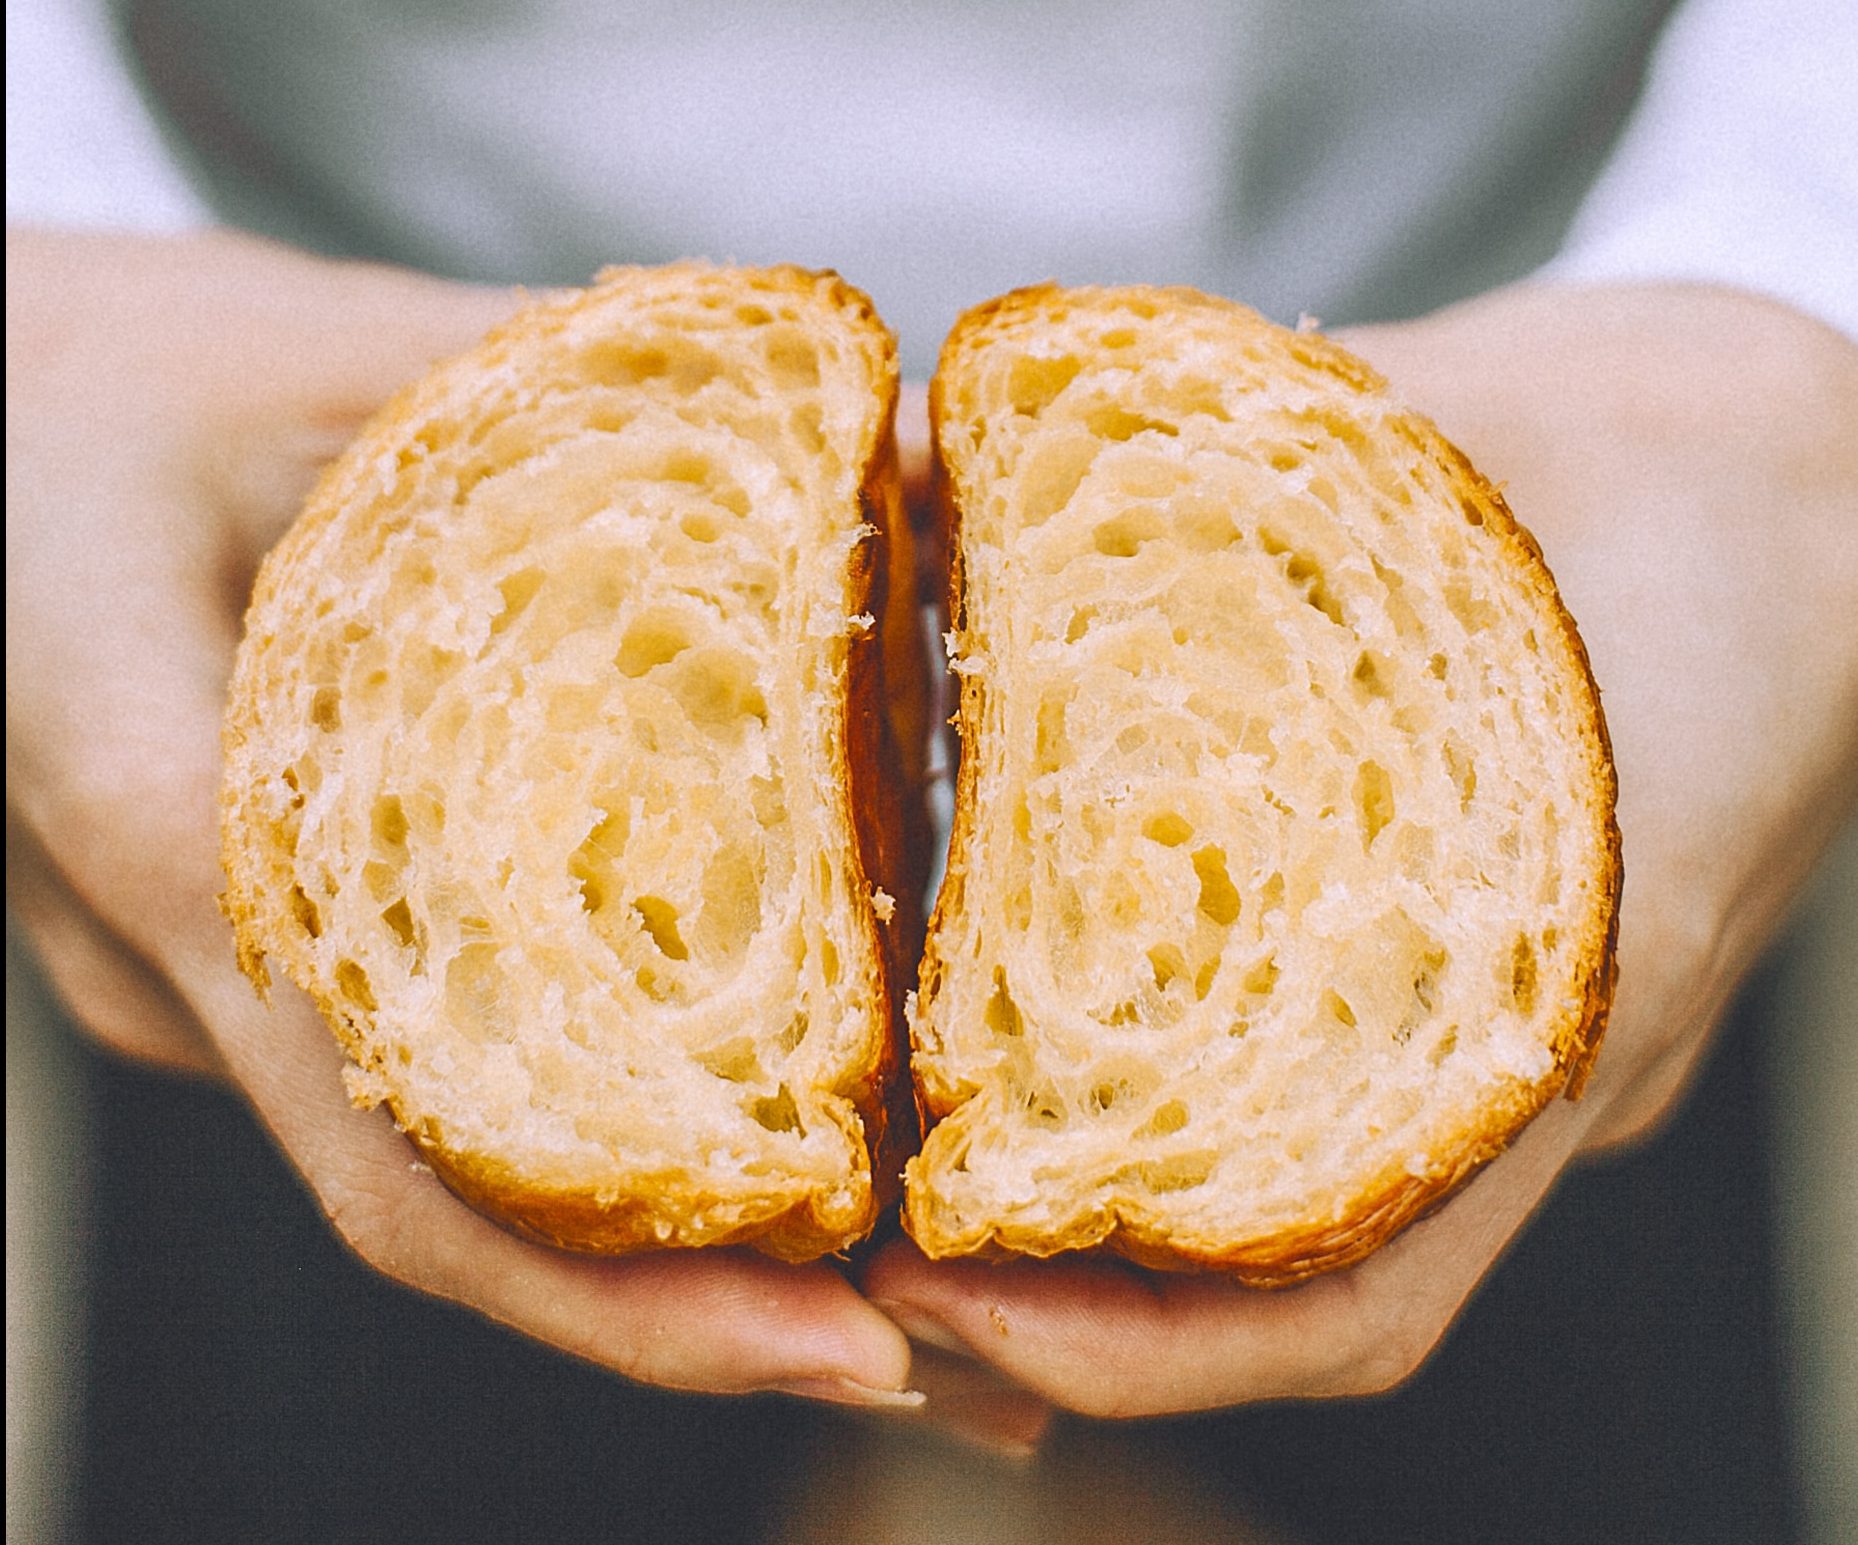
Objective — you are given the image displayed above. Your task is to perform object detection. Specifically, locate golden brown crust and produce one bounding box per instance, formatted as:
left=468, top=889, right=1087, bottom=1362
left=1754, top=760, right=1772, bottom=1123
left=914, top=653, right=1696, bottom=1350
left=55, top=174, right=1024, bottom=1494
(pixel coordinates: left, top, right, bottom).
left=222, top=262, right=922, bottom=1262
left=908, top=282, right=1621, bottom=1284
left=841, top=402, right=931, bottom=1220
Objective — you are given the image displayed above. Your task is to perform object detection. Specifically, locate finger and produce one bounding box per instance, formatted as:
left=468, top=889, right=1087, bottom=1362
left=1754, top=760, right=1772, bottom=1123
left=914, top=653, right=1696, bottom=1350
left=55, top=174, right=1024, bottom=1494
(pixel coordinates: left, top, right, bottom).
left=859, top=1316, right=1056, bottom=1459
left=29, top=646, right=917, bottom=1402
left=174, top=956, right=918, bottom=1398
left=906, top=1346, right=1054, bottom=1459
left=198, top=252, right=526, bottom=568
left=9, top=533, right=919, bottom=1402
left=864, top=1097, right=1590, bottom=1416
left=5, top=814, right=222, bottom=1077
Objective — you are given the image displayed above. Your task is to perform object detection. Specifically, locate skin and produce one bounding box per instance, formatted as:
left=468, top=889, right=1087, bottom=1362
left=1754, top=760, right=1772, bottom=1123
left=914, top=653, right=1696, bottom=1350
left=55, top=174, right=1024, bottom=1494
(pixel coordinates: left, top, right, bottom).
left=9, top=228, right=1857, bottom=1444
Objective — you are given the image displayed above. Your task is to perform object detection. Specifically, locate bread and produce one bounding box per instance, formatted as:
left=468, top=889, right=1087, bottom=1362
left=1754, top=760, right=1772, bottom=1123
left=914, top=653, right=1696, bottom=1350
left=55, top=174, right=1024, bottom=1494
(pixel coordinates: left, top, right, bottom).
left=221, top=264, right=927, bottom=1262
left=905, top=283, right=1619, bottom=1284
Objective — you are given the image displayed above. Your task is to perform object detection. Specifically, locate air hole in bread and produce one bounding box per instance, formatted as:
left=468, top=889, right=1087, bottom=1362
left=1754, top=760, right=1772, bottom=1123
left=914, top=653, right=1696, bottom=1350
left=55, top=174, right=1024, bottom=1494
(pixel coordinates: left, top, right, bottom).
left=1085, top=405, right=1178, bottom=442
left=750, top=1084, right=805, bottom=1135
left=985, top=967, right=1023, bottom=1037
left=615, top=613, right=692, bottom=678
left=1092, top=508, right=1166, bottom=558
left=1023, top=1089, right=1068, bottom=1128
left=1011, top=797, right=1032, bottom=844
left=290, top=884, right=323, bottom=940
left=1006, top=354, right=1082, bottom=418
left=1370, top=556, right=1427, bottom=640
left=697, top=1037, right=764, bottom=1083
left=1138, top=1099, right=1189, bottom=1139
left=310, top=687, right=342, bottom=732
left=1442, top=735, right=1477, bottom=810
left=1351, top=651, right=1392, bottom=700
left=335, top=957, right=378, bottom=1013
left=1193, top=950, right=1222, bottom=1001
left=666, top=648, right=769, bottom=736
left=1142, top=811, right=1193, bottom=847
left=491, top=568, right=545, bottom=635
left=764, top=332, right=820, bottom=388
left=1138, top=1152, right=1216, bottom=1192
left=1413, top=951, right=1445, bottom=1013
left=381, top=897, right=416, bottom=950
left=1355, top=761, right=1394, bottom=849
left=1510, top=934, right=1538, bottom=1015
left=568, top=805, right=628, bottom=914
left=1147, top=943, right=1186, bottom=993
left=789, top=402, right=826, bottom=454
left=1033, top=693, right=1071, bottom=774
left=371, top=795, right=409, bottom=852
left=1241, top=953, right=1280, bottom=996
left=362, top=859, right=398, bottom=904
left=1191, top=845, right=1242, bottom=926
left=1016, top=432, right=1098, bottom=529
left=632, top=896, right=689, bottom=961
left=1284, top=552, right=1344, bottom=625
left=586, top=339, right=722, bottom=394
left=1156, top=380, right=1234, bottom=422
left=1444, top=576, right=1496, bottom=633
left=399, top=645, right=462, bottom=720
left=580, top=340, right=669, bottom=385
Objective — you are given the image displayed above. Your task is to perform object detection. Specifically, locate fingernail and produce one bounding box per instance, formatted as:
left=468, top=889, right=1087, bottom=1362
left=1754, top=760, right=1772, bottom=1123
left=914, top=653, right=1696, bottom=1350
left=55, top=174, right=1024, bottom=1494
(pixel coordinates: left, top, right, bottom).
left=868, top=1299, right=974, bottom=1359
left=766, top=1377, right=927, bottom=1410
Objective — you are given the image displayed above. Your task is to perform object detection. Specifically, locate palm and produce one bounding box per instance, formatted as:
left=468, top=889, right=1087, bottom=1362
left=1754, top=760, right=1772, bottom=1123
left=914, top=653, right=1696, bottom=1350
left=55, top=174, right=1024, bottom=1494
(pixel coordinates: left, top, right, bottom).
left=865, top=284, right=1858, bottom=1413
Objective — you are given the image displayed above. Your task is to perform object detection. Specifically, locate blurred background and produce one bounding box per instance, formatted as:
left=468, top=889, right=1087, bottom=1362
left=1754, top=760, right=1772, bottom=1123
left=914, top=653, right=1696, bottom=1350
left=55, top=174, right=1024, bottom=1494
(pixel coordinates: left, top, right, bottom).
left=9, top=0, right=1855, bottom=1540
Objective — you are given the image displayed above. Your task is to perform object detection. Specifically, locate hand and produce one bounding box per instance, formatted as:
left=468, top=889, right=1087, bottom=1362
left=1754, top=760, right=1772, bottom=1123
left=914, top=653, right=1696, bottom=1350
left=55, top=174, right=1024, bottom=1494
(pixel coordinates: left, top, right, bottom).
left=865, top=283, right=1858, bottom=1416
left=5, top=228, right=916, bottom=1408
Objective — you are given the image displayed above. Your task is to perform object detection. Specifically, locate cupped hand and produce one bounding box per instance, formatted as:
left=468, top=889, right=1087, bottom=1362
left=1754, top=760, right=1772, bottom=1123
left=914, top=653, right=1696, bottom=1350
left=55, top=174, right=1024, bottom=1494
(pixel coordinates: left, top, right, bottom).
left=5, top=228, right=915, bottom=1408
left=866, top=283, right=1858, bottom=1416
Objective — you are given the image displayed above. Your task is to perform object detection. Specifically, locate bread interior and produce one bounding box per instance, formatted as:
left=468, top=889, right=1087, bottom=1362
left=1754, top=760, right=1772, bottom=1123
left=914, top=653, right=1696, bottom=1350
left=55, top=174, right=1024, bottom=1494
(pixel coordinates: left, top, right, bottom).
left=238, top=269, right=896, bottom=1232
left=910, top=290, right=1610, bottom=1259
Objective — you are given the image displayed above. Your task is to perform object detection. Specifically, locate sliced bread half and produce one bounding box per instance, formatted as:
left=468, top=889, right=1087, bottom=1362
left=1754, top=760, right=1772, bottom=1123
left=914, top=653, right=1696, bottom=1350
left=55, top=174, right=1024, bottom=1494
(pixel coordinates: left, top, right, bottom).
left=222, top=264, right=924, bottom=1261
left=906, top=284, right=1619, bottom=1283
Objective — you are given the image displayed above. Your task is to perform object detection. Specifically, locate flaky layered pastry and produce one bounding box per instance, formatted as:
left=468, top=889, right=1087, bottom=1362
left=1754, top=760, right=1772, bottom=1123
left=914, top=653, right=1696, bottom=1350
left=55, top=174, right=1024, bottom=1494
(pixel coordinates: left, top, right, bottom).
left=906, top=284, right=1620, bottom=1283
left=223, top=264, right=924, bottom=1261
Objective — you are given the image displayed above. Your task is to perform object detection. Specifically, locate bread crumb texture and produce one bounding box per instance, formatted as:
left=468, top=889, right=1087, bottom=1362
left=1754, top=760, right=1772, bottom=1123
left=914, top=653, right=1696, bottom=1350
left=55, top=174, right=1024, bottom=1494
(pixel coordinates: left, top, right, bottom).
left=221, top=264, right=908, bottom=1260
left=907, top=284, right=1619, bottom=1282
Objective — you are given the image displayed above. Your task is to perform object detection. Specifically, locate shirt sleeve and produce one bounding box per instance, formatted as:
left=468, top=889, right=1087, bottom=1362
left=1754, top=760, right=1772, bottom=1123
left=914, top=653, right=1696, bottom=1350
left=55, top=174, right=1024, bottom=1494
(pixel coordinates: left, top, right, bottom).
left=6, top=0, right=208, bottom=229
left=1543, top=0, right=1858, bottom=342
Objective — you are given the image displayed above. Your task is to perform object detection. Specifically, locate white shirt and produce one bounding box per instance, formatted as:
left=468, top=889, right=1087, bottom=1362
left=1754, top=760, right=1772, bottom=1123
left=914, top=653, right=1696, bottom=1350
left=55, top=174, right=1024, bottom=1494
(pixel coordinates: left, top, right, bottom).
left=10, top=0, right=1854, bottom=363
